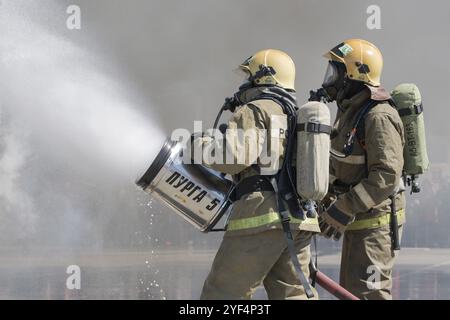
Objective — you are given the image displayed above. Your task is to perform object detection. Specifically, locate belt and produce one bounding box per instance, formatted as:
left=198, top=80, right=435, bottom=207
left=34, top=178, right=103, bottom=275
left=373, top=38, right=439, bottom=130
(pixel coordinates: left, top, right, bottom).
left=346, top=208, right=406, bottom=231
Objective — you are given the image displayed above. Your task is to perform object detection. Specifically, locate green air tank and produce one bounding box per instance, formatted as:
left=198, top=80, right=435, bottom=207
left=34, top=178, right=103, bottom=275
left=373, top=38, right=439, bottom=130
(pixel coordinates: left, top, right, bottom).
left=391, top=83, right=429, bottom=192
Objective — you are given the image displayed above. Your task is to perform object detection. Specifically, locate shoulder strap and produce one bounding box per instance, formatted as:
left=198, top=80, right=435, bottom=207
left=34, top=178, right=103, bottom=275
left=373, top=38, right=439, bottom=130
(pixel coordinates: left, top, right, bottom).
left=342, top=100, right=377, bottom=156
left=268, top=177, right=315, bottom=299
left=297, top=122, right=332, bottom=135
left=354, top=99, right=397, bottom=177
left=355, top=99, right=398, bottom=150
left=355, top=116, right=368, bottom=150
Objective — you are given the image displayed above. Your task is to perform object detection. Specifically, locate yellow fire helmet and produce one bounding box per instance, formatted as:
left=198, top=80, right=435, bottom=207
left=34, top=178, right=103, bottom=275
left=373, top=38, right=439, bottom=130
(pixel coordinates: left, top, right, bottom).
left=324, top=39, right=383, bottom=87
left=238, top=49, right=296, bottom=90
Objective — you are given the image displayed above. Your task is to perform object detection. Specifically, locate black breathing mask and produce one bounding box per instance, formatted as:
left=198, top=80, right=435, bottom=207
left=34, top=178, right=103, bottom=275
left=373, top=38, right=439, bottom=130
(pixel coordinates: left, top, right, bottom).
left=322, top=61, right=347, bottom=101
left=309, top=61, right=346, bottom=103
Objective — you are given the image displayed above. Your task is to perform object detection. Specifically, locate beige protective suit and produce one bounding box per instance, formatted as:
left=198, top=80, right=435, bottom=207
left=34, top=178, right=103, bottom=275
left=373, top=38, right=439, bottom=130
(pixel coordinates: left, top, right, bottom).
left=196, top=98, right=320, bottom=300
left=328, top=86, right=406, bottom=300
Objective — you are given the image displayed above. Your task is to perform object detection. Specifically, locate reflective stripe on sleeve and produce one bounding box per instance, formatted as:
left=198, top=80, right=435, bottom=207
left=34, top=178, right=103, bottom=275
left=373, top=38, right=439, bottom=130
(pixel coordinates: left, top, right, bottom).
left=353, top=183, right=376, bottom=209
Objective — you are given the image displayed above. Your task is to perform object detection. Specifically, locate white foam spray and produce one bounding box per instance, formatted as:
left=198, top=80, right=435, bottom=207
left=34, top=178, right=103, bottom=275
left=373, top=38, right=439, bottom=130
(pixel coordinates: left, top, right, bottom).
left=0, top=2, right=165, bottom=248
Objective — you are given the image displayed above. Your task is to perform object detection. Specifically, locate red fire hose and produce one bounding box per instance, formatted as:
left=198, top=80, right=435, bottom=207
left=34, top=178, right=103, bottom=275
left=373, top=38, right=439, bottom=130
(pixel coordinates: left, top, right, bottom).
left=309, top=261, right=359, bottom=300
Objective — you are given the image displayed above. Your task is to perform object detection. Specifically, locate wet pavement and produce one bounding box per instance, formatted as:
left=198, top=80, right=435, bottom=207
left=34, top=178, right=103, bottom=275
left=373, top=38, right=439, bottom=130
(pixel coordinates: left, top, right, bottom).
left=0, top=247, right=449, bottom=299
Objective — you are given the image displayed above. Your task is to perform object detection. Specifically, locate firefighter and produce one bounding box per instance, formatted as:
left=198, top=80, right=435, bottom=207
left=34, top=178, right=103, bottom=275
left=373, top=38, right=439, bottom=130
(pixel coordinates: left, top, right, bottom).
left=315, top=39, right=406, bottom=299
left=195, top=49, right=320, bottom=300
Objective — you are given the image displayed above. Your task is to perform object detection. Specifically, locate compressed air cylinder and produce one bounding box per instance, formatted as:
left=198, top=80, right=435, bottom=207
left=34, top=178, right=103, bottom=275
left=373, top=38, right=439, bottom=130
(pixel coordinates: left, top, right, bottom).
left=296, top=101, right=331, bottom=201
left=391, top=83, right=429, bottom=175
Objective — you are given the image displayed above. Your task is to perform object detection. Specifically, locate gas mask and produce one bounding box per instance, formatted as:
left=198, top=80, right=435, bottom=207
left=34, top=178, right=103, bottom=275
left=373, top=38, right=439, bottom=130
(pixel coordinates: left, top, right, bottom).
left=321, top=61, right=347, bottom=102
left=309, top=61, right=366, bottom=108
left=234, top=67, right=252, bottom=90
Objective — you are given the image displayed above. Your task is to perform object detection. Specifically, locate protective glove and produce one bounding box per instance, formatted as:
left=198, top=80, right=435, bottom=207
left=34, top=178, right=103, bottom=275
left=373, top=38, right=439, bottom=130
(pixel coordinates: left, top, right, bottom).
left=318, top=201, right=355, bottom=241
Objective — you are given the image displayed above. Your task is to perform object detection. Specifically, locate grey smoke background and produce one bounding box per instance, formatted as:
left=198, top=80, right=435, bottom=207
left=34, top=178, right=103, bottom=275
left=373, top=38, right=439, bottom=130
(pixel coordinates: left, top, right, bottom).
left=0, top=0, right=450, bottom=299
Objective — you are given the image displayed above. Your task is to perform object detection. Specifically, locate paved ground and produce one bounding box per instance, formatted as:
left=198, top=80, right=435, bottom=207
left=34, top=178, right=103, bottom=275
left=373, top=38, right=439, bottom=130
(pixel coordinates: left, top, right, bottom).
left=0, top=247, right=449, bottom=299
left=2, top=247, right=448, bottom=267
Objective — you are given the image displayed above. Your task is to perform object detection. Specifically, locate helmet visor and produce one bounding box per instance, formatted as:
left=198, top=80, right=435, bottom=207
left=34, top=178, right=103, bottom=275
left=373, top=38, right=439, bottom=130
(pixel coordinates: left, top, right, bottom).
left=322, top=61, right=339, bottom=88
left=234, top=67, right=252, bottom=88
left=234, top=67, right=250, bottom=79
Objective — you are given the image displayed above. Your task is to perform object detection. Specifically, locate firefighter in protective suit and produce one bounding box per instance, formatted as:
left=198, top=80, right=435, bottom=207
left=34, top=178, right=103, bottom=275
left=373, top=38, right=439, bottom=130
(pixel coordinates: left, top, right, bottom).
left=195, top=49, right=320, bottom=300
left=316, top=39, right=406, bottom=299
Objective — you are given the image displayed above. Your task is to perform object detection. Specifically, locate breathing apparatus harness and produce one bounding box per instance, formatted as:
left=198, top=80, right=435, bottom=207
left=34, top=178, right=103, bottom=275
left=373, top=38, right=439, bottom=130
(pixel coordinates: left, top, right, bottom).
left=329, top=99, right=378, bottom=161
left=212, top=65, right=316, bottom=298
left=326, top=94, right=403, bottom=252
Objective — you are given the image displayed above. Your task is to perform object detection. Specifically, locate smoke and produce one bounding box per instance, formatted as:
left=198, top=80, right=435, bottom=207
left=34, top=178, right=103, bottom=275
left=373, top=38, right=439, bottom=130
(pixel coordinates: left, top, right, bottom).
left=0, top=2, right=164, bottom=247
left=0, top=109, right=35, bottom=242
left=0, top=0, right=449, bottom=300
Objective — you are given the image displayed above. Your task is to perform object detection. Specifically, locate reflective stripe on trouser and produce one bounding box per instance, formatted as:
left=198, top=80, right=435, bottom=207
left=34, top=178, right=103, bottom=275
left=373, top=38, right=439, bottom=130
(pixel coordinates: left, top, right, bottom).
left=346, top=209, right=405, bottom=231
left=340, top=224, right=403, bottom=300
left=200, top=229, right=318, bottom=300
left=227, top=211, right=318, bottom=231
